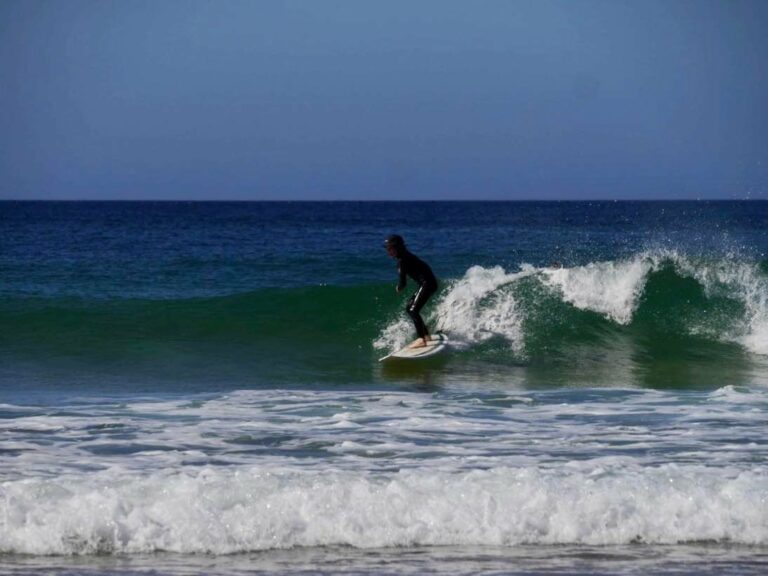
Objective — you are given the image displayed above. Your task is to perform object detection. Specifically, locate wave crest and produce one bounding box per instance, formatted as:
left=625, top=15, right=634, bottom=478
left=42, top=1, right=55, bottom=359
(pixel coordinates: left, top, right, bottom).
left=377, top=251, right=768, bottom=357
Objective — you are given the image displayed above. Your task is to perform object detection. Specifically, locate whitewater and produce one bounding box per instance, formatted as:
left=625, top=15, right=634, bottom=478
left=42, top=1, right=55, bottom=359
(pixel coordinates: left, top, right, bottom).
left=2, top=386, right=767, bottom=557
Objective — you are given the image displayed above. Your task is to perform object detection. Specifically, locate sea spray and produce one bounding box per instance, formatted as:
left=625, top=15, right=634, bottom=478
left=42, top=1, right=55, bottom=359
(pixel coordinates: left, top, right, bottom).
left=434, top=266, right=532, bottom=351
left=540, top=257, right=654, bottom=324
left=671, top=253, right=768, bottom=355
left=374, top=266, right=533, bottom=352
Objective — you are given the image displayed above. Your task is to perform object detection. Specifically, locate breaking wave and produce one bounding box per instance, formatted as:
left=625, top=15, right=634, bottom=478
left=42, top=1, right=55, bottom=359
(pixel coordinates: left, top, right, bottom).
left=1, top=464, right=766, bottom=554
left=2, top=250, right=768, bottom=388
left=377, top=250, right=768, bottom=359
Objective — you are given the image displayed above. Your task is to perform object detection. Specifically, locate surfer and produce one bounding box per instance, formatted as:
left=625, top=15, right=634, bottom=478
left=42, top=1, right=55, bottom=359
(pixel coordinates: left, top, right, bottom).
left=384, top=234, right=438, bottom=348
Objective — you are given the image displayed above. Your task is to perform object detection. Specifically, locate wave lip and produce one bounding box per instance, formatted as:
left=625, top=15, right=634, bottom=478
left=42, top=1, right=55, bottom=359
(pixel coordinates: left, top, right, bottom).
left=541, top=257, right=655, bottom=325
left=1, top=465, right=766, bottom=555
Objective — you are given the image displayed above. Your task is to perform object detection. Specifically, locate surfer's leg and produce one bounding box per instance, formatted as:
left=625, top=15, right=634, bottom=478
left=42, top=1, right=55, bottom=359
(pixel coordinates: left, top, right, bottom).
left=405, top=294, right=424, bottom=341
left=406, top=286, right=434, bottom=344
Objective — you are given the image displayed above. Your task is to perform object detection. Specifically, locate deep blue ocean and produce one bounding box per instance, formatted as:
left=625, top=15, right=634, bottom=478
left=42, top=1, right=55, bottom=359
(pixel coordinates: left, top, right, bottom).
left=1, top=201, right=767, bottom=575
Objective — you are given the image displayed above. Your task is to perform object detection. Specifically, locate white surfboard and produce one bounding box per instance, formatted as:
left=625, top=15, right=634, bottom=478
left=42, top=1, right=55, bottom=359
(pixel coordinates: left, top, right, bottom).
left=378, top=333, right=448, bottom=362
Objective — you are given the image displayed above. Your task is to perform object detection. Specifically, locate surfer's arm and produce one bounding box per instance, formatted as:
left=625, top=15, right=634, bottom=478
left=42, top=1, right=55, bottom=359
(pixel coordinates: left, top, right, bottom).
left=396, top=263, right=407, bottom=293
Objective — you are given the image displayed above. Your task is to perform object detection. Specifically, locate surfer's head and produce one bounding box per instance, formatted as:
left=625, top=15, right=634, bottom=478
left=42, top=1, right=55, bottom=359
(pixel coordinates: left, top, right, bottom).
left=384, top=234, right=405, bottom=258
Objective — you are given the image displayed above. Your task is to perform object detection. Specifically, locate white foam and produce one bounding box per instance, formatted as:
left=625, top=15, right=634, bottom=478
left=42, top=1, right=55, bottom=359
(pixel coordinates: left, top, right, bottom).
left=0, top=414, right=75, bottom=433
left=541, top=258, right=655, bottom=325
left=435, top=265, right=533, bottom=351
left=1, top=464, right=766, bottom=555
left=0, top=385, right=766, bottom=555
left=708, top=385, right=766, bottom=405
left=658, top=252, right=768, bottom=355
left=372, top=316, right=413, bottom=352
left=375, top=265, right=533, bottom=352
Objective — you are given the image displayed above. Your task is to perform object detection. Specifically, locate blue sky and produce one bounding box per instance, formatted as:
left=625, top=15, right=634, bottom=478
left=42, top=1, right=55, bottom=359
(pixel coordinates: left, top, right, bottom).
left=1, top=0, right=766, bottom=200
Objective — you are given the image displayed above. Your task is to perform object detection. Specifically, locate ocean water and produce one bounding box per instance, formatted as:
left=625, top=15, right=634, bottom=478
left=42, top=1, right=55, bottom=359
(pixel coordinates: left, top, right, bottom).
left=1, top=200, right=767, bottom=575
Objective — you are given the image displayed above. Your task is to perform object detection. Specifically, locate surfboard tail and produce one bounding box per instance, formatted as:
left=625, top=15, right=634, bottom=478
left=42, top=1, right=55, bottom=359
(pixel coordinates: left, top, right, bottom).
left=379, top=333, right=448, bottom=362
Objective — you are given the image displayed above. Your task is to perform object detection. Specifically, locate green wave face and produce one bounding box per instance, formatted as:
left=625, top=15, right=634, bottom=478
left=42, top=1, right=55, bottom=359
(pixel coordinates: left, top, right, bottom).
left=380, top=251, right=768, bottom=389
left=3, top=252, right=768, bottom=390
left=0, top=284, right=395, bottom=390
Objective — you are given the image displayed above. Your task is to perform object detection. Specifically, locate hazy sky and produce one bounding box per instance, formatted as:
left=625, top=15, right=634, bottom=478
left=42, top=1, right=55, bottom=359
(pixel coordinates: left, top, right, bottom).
left=1, top=0, right=767, bottom=200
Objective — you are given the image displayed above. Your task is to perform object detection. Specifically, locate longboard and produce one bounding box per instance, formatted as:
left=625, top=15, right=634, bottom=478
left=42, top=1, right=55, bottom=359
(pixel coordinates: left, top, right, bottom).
left=378, top=333, right=448, bottom=362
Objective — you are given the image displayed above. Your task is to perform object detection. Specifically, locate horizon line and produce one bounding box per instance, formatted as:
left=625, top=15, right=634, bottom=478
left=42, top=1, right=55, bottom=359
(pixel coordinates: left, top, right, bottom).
left=1, top=197, right=765, bottom=203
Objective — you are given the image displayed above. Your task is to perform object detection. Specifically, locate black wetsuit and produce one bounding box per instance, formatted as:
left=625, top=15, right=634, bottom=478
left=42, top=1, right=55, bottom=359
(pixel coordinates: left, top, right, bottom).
left=396, top=250, right=438, bottom=340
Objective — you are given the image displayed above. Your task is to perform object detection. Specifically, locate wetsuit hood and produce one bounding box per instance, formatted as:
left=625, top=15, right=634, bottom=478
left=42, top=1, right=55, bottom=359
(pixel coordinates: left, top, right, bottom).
left=384, top=234, right=406, bottom=257
left=384, top=234, right=405, bottom=249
